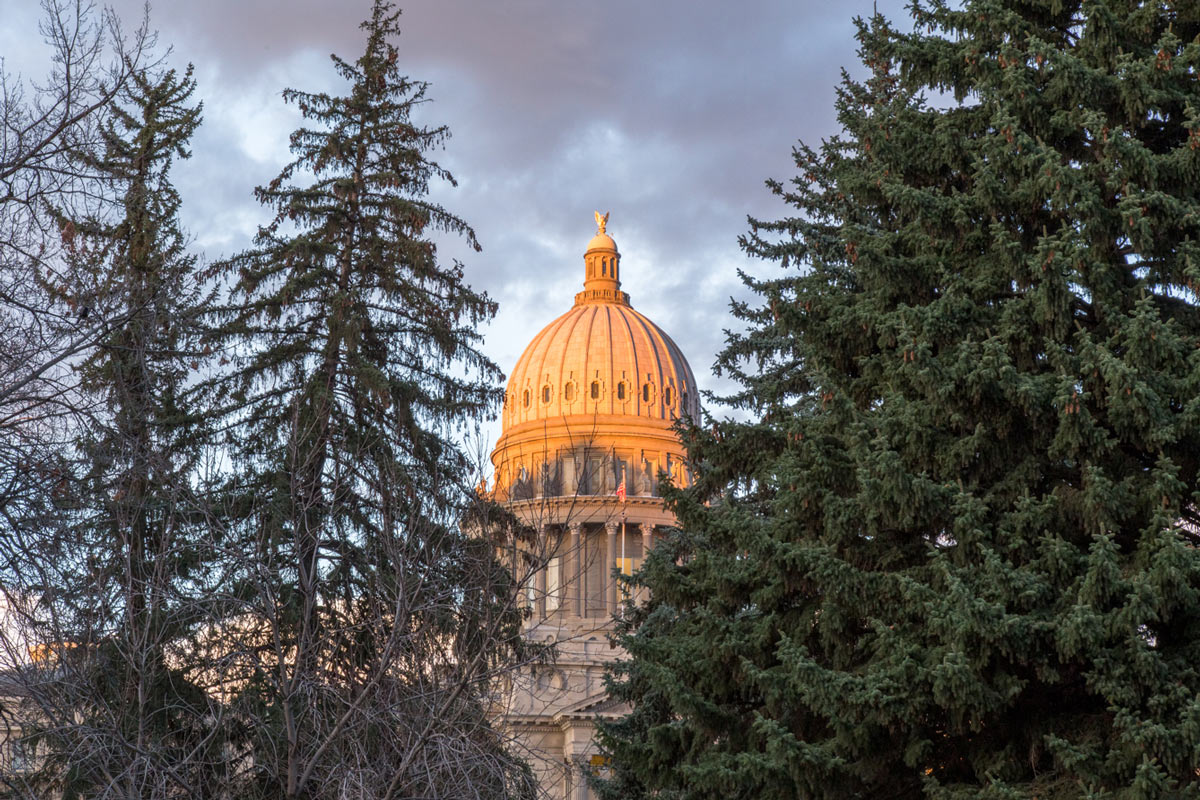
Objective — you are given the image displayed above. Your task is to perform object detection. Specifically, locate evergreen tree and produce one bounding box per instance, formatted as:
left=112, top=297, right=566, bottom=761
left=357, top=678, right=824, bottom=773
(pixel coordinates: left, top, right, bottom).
left=21, top=64, right=227, bottom=799
left=204, top=2, right=531, bottom=797
left=602, top=2, right=1200, bottom=798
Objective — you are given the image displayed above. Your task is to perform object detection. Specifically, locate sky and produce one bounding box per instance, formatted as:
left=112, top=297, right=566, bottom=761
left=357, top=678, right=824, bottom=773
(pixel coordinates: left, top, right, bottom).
left=3, top=0, right=909, bottom=448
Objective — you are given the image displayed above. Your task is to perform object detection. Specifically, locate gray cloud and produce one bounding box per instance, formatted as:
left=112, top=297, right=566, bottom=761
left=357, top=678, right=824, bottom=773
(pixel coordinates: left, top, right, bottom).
left=2, top=0, right=910, bottom=442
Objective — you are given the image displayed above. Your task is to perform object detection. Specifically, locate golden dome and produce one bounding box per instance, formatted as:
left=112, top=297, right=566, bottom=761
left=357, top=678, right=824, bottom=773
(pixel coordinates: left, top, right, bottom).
left=500, top=223, right=699, bottom=432
left=490, top=213, right=698, bottom=523
left=502, top=302, right=699, bottom=429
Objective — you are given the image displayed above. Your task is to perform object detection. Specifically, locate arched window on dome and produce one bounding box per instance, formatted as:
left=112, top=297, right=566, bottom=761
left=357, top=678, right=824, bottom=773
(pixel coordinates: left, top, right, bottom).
left=564, top=382, right=575, bottom=401
left=523, top=389, right=530, bottom=408
left=664, top=386, right=674, bottom=406
left=542, top=385, right=551, bottom=404
left=590, top=381, right=601, bottom=400
left=616, top=382, right=626, bottom=401
left=642, top=382, right=653, bottom=403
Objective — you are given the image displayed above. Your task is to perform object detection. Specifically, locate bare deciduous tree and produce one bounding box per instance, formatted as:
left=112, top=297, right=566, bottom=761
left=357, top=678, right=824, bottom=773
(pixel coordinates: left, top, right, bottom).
left=0, top=44, right=232, bottom=800
left=0, top=0, right=148, bottom=531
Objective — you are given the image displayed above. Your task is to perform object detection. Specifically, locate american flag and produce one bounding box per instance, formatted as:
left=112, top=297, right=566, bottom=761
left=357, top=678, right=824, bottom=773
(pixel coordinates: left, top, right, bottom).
left=615, top=477, right=626, bottom=504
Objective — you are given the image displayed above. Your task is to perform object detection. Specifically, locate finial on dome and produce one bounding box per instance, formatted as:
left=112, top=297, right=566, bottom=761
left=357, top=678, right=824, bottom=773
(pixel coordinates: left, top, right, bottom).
left=595, top=210, right=609, bottom=235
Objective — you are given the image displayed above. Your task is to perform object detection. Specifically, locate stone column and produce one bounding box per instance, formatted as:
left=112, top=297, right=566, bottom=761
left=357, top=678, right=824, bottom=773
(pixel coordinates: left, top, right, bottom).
left=569, top=522, right=583, bottom=618
left=535, top=524, right=548, bottom=619
left=605, top=521, right=618, bottom=614
left=639, top=523, right=653, bottom=605
left=574, top=759, right=588, bottom=800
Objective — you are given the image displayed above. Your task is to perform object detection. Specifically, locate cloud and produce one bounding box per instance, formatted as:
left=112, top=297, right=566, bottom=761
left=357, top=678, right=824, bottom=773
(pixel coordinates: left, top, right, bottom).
left=3, top=0, right=912, bottom=438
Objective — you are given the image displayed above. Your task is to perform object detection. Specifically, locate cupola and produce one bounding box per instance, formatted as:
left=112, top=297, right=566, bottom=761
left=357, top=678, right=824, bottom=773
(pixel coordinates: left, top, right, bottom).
left=576, top=210, right=629, bottom=306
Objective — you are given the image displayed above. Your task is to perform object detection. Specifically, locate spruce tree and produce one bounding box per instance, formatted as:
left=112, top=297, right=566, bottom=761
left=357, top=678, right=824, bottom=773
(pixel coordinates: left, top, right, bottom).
left=204, top=2, right=530, bottom=797
left=602, top=2, right=1200, bottom=798
left=23, top=65, right=226, bottom=798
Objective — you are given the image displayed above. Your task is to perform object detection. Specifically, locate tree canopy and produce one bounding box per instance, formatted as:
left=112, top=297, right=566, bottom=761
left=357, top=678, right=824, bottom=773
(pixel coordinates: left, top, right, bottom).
left=0, top=4, right=534, bottom=799
left=602, top=1, right=1200, bottom=798
left=201, top=1, right=531, bottom=796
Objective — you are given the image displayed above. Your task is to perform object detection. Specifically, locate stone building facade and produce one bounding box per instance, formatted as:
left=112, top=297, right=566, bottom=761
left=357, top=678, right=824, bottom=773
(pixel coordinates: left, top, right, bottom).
left=489, top=215, right=698, bottom=800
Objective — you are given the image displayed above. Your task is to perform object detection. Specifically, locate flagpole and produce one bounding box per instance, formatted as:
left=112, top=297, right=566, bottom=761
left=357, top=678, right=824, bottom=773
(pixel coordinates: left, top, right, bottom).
left=621, top=468, right=626, bottom=571
left=620, top=467, right=627, bottom=591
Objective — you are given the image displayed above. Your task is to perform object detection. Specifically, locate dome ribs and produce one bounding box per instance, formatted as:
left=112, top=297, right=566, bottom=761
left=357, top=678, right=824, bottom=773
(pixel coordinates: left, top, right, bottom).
left=503, top=302, right=697, bottom=428
left=580, top=304, right=600, bottom=411
left=649, top=317, right=697, bottom=418
left=507, top=306, right=566, bottom=427
left=613, top=303, right=646, bottom=416
left=553, top=300, right=589, bottom=416
left=603, top=304, right=623, bottom=416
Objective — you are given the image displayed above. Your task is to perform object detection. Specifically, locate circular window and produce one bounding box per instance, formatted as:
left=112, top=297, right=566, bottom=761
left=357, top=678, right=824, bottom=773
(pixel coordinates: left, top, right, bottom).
left=523, top=389, right=531, bottom=408
left=541, top=385, right=552, bottom=404
left=590, top=381, right=601, bottom=400
left=564, top=381, right=576, bottom=401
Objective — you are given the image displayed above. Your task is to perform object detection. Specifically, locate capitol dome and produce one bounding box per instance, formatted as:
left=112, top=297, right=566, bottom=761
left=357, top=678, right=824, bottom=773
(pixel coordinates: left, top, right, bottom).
left=491, top=215, right=699, bottom=506
left=500, top=294, right=700, bottom=431
left=488, top=214, right=699, bottom=800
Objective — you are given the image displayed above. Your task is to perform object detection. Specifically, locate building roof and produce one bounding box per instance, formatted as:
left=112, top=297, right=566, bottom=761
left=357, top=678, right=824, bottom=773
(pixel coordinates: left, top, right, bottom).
left=500, top=216, right=700, bottom=433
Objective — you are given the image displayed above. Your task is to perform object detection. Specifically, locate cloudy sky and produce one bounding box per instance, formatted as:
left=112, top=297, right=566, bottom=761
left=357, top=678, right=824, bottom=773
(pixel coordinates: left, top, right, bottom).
left=4, top=0, right=908, bottom=443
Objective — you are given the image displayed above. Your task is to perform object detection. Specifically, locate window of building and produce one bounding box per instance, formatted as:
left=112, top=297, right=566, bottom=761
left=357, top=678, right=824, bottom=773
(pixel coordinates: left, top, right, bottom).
left=664, top=386, right=674, bottom=405
left=546, top=557, right=561, bottom=611
left=615, top=558, right=639, bottom=576
left=539, top=461, right=561, bottom=497
left=7, top=738, right=32, bottom=773
left=616, top=382, right=626, bottom=400
left=589, top=753, right=612, bottom=783
left=616, top=557, right=643, bottom=602
left=523, top=389, right=530, bottom=408
left=564, top=381, right=575, bottom=401
left=542, top=385, right=551, bottom=404
left=642, top=382, right=653, bottom=403
left=586, top=456, right=604, bottom=494
left=590, top=380, right=601, bottom=399
left=513, top=465, right=534, bottom=500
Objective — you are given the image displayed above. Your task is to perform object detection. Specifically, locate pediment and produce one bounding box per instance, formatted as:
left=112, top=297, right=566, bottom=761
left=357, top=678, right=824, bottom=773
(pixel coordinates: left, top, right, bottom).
left=555, top=689, right=629, bottom=720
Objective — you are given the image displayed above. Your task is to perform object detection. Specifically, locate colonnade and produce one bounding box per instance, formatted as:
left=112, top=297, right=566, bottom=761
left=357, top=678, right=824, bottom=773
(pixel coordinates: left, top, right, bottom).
left=527, top=519, right=659, bottom=622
